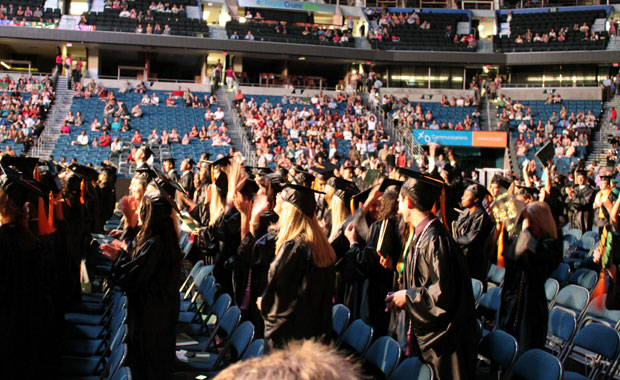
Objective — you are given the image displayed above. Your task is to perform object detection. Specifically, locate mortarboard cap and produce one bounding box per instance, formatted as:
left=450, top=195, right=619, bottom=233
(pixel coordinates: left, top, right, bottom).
left=311, top=163, right=336, bottom=181
left=183, top=157, right=196, bottom=167
left=163, top=157, right=175, bottom=165
left=1, top=156, right=39, bottom=179
left=265, top=173, right=287, bottom=194
left=464, top=178, right=491, bottom=201
left=396, top=167, right=444, bottom=191
left=138, top=146, right=153, bottom=160
left=535, top=142, right=555, bottom=167
left=351, top=187, right=372, bottom=206
left=69, top=163, right=99, bottom=182
left=133, top=166, right=156, bottom=182
left=0, top=163, right=45, bottom=207
left=491, top=174, right=512, bottom=190
left=248, top=166, right=273, bottom=176
left=214, top=171, right=228, bottom=198
left=379, top=177, right=404, bottom=193
left=150, top=172, right=181, bottom=213
left=576, top=169, right=589, bottom=176
left=515, top=184, right=539, bottom=198
left=281, top=183, right=324, bottom=218
left=600, top=174, right=614, bottom=183
left=212, top=155, right=232, bottom=168
left=240, top=179, right=259, bottom=198
left=200, top=152, right=211, bottom=161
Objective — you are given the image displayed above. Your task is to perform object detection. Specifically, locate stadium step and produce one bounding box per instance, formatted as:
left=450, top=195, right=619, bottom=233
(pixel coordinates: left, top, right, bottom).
left=209, top=26, right=229, bottom=40
left=186, top=6, right=201, bottom=20
left=584, top=95, right=619, bottom=166
left=607, top=36, right=620, bottom=51
left=90, top=0, right=105, bottom=13
left=214, top=87, right=257, bottom=164
left=33, top=76, right=75, bottom=160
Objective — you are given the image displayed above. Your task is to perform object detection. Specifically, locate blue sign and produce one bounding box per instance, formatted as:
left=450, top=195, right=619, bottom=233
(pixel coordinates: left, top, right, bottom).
left=413, top=130, right=473, bottom=147
left=239, top=0, right=336, bottom=13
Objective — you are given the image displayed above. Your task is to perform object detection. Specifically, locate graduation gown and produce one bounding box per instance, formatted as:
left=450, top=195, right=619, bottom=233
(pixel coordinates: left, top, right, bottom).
left=261, top=240, right=335, bottom=347
left=112, top=235, right=181, bottom=380
left=498, top=229, right=561, bottom=353
left=453, top=207, right=494, bottom=283
left=342, top=217, right=401, bottom=336
left=180, top=170, right=194, bottom=200
left=401, top=217, right=478, bottom=380
left=0, top=224, right=50, bottom=378
left=594, top=189, right=617, bottom=228
left=568, top=185, right=595, bottom=232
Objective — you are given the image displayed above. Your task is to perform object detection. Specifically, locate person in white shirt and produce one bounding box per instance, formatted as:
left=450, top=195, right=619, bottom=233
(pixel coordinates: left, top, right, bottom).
left=151, top=92, right=160, bottom=105
left=429, top=120, right=439, bottom=130
left=342, top=127, right=353, bottom=140
left=456, top=96, right=465, bottom=107
left=213, top=107, right=225, bottom=121
left=110, top=137, right=122, bottom=154
left=119, top=8, right=130, bottom=17
left=290, top=126, right=300, bottom=139
left=141, top=94, right=151, bottom=105
left=74, top=130, right=89, bottom=146
left=367, top=114, right=377, bottom=131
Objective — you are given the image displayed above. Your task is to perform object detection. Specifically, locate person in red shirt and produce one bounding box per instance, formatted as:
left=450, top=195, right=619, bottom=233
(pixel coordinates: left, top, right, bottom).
left=612, top=107, right=617, bottom=124
left=99, top=131, right=111, bottom=146
left=131, top=130, right=142, bottom=143
left=55, top=53, right=63, bottom=75
left=171, top=86, right=183, bottom=98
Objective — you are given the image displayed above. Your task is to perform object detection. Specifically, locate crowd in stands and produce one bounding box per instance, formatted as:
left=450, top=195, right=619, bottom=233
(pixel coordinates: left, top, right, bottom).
left=61, top=81, right=231, bottom=166
left=233, top=89, right=414, bottom=170
left=226, top=9, right=354, bottom=47
left=365, top=7, right=476, bottom=51
left=0, top=2, right=60, bottom=26
left=495, top=9, right=609, bottom=52
left=0, top=74, right=54, bottom=152
left=80, top=0, right=208, bottom=36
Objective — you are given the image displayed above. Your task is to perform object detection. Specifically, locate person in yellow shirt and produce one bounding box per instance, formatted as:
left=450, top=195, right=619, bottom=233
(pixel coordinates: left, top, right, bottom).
left=594, top=175, right=617, bottom=229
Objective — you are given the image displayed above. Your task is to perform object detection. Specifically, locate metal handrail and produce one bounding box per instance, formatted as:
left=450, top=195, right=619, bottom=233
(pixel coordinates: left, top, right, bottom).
left=220, top=83, right=257, bottom=166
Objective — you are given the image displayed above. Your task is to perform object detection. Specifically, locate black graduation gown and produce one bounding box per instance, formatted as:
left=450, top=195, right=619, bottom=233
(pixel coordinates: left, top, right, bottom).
left=180, top=170, right=194, bottom=200
left=261, top=240, right=335, bottom=347
left=402, top=218, right=478, bottom=380
left=498, top=229, right=561, bottom=353
left=0, top=224, right=49, bottom=379
left=453, top=207, right=494, bottom=283
left=343, top=217, right=401, bottom=336
left=98, top=183, right=116, bottom=227
left=167, top=169, right=180, bottom=183
left=568, top=185, right=595, bottom=233
left=112, top=236, right=181, bottom=380
left=202, top=207, right=241, bottom=295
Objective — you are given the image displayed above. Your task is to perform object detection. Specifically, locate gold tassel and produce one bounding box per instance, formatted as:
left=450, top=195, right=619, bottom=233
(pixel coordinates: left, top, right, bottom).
left=497, top=221, right=505, bottom=268
left=80, top=179, right=85, bottom=204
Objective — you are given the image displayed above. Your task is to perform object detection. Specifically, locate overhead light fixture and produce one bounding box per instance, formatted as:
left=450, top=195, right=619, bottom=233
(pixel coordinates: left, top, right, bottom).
left=0, top=61, right=10, bottom=69
left=298, top=57, right=305, bottom=60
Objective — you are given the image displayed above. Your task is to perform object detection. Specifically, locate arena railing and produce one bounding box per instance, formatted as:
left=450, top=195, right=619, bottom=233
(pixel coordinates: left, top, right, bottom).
left=227, top=77, right=257, bottom=166
left=32, top=70, right=60, bottom=157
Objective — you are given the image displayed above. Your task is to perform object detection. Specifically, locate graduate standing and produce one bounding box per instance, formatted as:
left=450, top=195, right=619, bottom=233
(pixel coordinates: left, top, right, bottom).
left=259, top=184, right=336, bottom=347
left=567, top=169, right=595, bottom=233
left=498, top=201, right=561, bottom=353
left=104, top=183, right=182, bottom=380
left=453, top=180, right=494, bottom=284
left=385, top=174, right=477, bottom=380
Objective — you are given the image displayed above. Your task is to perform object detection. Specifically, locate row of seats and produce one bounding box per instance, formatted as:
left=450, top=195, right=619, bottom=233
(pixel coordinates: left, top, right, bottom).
left=225, top=21, right=354, bottom=48
left=82, top=9, right=209, bottom=36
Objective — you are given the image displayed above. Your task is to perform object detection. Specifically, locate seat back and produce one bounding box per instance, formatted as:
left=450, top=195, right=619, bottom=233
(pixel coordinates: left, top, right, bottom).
left=566, top=228, right=582, bottom=241
left=548, top=307, right=577, bottom=343
left=242, top=339, right=266, bottom=360
left=567, top=268, right=598, bottom=293
left=338, top=319, right=373, bottom=356
left=571, top=322, right=620, bottom=361
left=478, top=287, right=502, bottom=313
left=550, top=263, right=570, bottom=285
left=180, top=260, right=204, bottom=292
left=190, top=268, right=215, bottom=303
left=585, top=295, right=620, bottom=329
left=390, top=357, right=433, bottom=380
left=198, top=276, right=218, bottom=312
left=581, top=231, right=598, bottom=242
left=213, top=321, right=255, bottom=369
left=545, top=278, right=560, bottom=304
left=471, top=278, right=484, bottom=305
left=552, top=284, right=590, bottom=318
left=209, top=293, right=232, bottom=323
left=332, top=304, right=351, bottom=339
left=478, top=329, right=518, bottom=373
left=105, top=343, right=128, bottom=379
left=487, top=264, right=505, bottom=287
left=218, top=306, right=242, bottom=338
left=110, top=366, right=131, bottom=380
left=508, top=349, right=562, bottom=380
left=364, top=336, right=401, bottom=378
left=109, top=324, right=128, bottom=353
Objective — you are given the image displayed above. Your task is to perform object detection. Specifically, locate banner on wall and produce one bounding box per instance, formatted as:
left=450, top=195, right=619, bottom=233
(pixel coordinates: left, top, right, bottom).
left=239, top=0, right=337, bottom=14
left=413, top=130, right=507, bottom=148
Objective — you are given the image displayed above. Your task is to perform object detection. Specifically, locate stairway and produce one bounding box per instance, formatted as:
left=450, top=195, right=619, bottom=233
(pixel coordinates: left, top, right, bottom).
left=584, top=95, right=620, bottom=167
left=209, top=25, right=229, bottom=40
left=33, top=76, right=74, bottom=160
left=607, top=36, right=620, bottom=51
left=213, top=87, right=257, bottom=164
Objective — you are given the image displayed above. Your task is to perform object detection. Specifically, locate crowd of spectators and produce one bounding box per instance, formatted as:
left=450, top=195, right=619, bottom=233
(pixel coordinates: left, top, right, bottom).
left=0, top=74, right=53, bottom=150
left=0, top=3, right=59, bottom=27
left=493, top=93, right=599, bottom=159
left=234, top=89, right=415, bottom=171
left=65, top=82, right=231, bottom=153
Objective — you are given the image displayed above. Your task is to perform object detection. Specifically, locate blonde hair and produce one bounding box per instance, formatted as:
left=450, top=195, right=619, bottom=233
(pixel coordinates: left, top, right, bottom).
left=0, top=189, right=27, bottom=227
left=329, top=195, right=351, bottom=242
left=525, top=201, right=557, bottom=239
left=213, top=340, right=362, bottom=380
left=276, top=202, right=336, bottom=268
left=209, top=183, right=225, bottom=226
left=324, top=184, right=335, bottom=207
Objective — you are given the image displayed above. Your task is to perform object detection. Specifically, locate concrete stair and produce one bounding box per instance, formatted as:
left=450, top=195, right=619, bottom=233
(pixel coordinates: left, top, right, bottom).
left=90, top=0, right=105, bottom=12
left=214, top=87, right=257, bottom=164
left=584, top=95, right=620, bottom=167
left=186, top=5, right=201, bottom=20
left=209, top=25, right=229, bottom=40
left=33, top=76, right=74, bottom=160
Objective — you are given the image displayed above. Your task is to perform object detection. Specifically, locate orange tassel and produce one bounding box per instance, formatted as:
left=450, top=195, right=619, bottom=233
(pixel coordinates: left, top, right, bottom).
left=592, top=271, right=606, bottom=307
left=497, top=221, right=505, bottom=268
left=37, top=197, right=54, bottom=235
left=56, top=197, right=64, bottom=221
left=80, top=179, right=85, bottom=204
left=440, top=187, right=449, bottom=231
left=48, top=192, right=54, bottom=229
left=211, top=166, right=215, bottom=184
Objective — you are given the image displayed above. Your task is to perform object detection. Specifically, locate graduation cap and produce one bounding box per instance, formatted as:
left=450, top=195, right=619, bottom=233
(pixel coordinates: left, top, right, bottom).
left=281, top=183, right=324, bottom=218
left=396, top=167, right=444, bottom=191
left=69, top=163, right=99, bottom=182
left=491, top=174, right=512, bottom=191
left=265, top=173, right=287, bottom=194
left=348, top=208, right=371, bottom=243
left=134, top=166, right=156, bottom=182
left=247, top=166, right=273, bottom=176
left=535, top=142, right=555, bottom=167
left=600, top=174, right=614, bottom=183
left=212, top=155, right=232, bottom=168
left=1, top=155, right=39, bottom=179
left=163, top=157, right=176, bottom=165
left=311, top=163, right=336, bottom=181
left=240, top=179, right=259, bottom=198
left=576, top=169, right=589, bottom=176
left=38, top=160, right=63, bottom=194
left=515, top=184, right=539, bottom=198
left=153, top=168, right=186, bottom=196
left=351, top=187, right=372, bottom=207
left=214, top=171, right=228, bottom=198
left=328, top=177, right=359, bottom=201
left=0, top=163, right=45, bottom=207
left=379, top=177, right=404, bottom=193
left=293, top=168, right=314, bottom=188
left=150, top=173, right=181, bottom=214
left=464, top=178, right=491, bottom=201
left=200, top=152, right=211, bottom=161
left=183, top=157, right=196, bottom=167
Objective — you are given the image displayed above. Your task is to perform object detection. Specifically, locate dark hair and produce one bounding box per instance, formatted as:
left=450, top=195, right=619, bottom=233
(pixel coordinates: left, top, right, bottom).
left=377, top=188, right=398, bottom=221
left=400, top=178, right=439, bottom=212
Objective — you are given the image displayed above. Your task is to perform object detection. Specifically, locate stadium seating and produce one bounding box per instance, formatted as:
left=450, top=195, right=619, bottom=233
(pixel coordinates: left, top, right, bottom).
left=494, top=8, right=610, bottom=52
left=81, top=0, right=209, bottom=36
left=52, top=89, right=230, bottom=170
left=2, top=1, right=61, bottom=23
left=367, top=9, right=474, bottom=51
